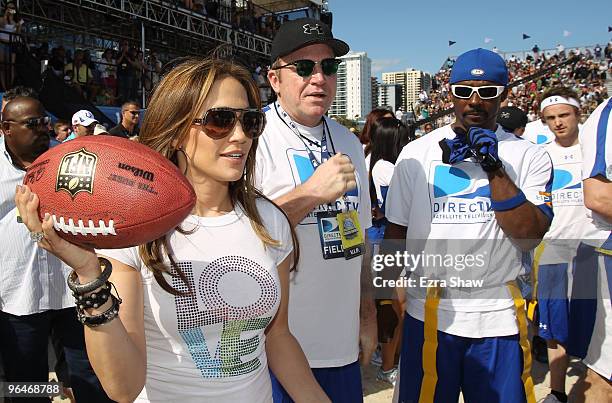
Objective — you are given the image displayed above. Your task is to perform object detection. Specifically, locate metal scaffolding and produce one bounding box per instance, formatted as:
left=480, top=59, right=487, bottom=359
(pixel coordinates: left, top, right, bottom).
left=20, top=0, right=272, bottom=61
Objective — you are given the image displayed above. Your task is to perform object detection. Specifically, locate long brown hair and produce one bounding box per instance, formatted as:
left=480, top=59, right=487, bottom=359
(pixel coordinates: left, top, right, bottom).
left=138, top=57, right=299, bottom=295
left=361, top=108, right=395, bottom=156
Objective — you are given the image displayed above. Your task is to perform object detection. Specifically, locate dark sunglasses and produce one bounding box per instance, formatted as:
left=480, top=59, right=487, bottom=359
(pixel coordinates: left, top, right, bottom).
left=451, top=85, right=505, bottom=100
left=192, top=107, right=265, bottom=139
left=272, top=58, right=342, bottom=77
left=127, top=111, right=140, bottom=116
left=5, top=116, right=50, bottom=129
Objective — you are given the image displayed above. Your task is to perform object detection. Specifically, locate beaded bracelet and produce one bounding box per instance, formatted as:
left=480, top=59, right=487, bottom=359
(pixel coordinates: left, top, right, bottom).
left=76, top=292, right=122, bottom=328
left=73, top=282, right=112, bottom=310
left=67, top=257, right=113, bottom=295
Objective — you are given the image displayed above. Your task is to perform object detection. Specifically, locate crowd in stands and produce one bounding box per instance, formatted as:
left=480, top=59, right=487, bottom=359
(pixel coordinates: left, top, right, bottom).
left=27, top=42, right=163, bottom=106
left=178, top=0, right=290, bottom=39
left=0, top=0, right=278, bottom=107
left=417, top=42, right=612, bottom=127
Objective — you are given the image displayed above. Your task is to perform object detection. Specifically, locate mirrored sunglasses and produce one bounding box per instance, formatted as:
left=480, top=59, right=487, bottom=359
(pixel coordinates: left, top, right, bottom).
left=451, top=85, right=505, bottom=100
left=192, top=107, right=265, bottom=139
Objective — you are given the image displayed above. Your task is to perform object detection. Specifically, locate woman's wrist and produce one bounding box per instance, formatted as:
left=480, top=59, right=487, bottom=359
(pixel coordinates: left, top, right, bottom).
left=74, top=256, right=105, bottom=284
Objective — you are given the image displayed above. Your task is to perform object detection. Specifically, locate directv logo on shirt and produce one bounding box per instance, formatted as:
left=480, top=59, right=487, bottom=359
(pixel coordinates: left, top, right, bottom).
left=430, top=164, right=493, bottom=224
left=286, top=149, right=361, bottom=225
left=547, top=167, right=583, bottom=206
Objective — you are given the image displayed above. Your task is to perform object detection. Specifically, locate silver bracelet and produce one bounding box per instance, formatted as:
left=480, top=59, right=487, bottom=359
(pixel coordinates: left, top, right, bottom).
left=67, top=257, right=113, bottom=295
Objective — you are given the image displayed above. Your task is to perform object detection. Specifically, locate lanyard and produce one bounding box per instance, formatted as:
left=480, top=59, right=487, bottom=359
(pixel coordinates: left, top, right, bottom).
left=274, top=102, right=335, bottom=169
left=273, top=102, right=350, bottom=212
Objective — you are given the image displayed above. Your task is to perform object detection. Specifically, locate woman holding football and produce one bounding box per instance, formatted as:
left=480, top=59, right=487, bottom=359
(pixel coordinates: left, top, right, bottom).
left=16, top=57, right=329, bottom=403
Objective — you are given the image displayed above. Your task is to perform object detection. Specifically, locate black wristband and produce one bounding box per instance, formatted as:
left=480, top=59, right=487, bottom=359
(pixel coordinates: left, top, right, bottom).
left=73, top=282, right=112, bottom=310
left=77, top=292, right=122, bottom=327
left=67, top=257, right=113, bottom=295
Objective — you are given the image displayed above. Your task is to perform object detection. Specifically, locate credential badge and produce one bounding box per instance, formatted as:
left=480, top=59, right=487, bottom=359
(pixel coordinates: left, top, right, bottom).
left=56, top=148, right=97, bottom=198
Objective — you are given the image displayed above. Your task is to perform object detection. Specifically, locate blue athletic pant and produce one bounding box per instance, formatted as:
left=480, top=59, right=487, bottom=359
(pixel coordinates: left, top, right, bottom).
left=270, top=360, right=363, bottom=403
left=397, top=314, right=527, bottom=403
left=537, top=263, right=570, bottom=344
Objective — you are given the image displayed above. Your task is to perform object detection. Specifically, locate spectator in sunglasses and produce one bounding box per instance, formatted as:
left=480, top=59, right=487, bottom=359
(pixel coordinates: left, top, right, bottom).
left=108, top=101, right=141, bottom=139
left=15, top=57, right=330, bottom=402
left=258, top=18, right=376, bottom=402
left=0, top=96, right=113, bottom=402
left=1, top=96, right=50, bottom=165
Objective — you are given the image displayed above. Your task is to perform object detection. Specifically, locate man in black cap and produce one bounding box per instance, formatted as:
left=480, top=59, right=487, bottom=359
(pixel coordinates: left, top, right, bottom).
left=254, top=18, right=376, bottom=402
left=497, top=106, right=528, bottom=136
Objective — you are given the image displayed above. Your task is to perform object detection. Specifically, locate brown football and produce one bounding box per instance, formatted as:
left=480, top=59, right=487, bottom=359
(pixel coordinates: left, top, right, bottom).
left=23, top=136, right=196, bottom=249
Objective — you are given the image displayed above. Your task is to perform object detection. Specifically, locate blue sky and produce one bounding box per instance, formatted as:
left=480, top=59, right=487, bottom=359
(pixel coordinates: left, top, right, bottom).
left=328, top=0, right=612, bottom=77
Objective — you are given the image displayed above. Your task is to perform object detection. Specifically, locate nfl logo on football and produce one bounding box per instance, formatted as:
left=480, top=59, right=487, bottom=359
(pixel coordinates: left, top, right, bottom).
left=56, top=148, right=98, bottom=198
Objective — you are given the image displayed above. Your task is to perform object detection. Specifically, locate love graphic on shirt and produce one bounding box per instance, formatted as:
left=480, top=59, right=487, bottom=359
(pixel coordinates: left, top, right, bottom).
left=172, top=257, right=278, bottom=378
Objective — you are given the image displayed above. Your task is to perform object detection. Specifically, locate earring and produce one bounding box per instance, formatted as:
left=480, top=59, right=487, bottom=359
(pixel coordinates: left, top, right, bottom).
left=174, top=147, right=189, bottom=176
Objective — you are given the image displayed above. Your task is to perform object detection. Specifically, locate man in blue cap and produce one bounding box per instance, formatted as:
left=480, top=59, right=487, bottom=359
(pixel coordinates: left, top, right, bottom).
left=382, top=48, right=554, bottom=402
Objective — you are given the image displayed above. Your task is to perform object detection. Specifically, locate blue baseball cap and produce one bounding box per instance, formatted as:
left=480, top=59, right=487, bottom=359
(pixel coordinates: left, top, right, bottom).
left=449, top=48, right=509, bottom=86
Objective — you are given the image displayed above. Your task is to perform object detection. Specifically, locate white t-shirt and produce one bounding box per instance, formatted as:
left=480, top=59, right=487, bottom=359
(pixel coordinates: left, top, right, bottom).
left=580, top=97, right=612, bottom=241
left=97, top=200, right=292, bottom=403
left=255, top=102, right=372, bottom=368
left=538, top=141, right=603, bottom=264
left=385, top=124, right=553, bottom=338
left=372, top=159, right=395, bottom=211
left=576, top=97, right=612, bottom=379
left=523, top=119, right=554, bottom=145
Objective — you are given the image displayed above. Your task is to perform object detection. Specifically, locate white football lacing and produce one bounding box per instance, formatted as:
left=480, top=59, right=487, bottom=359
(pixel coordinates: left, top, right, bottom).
left=52, top=215, right=117, bottom=236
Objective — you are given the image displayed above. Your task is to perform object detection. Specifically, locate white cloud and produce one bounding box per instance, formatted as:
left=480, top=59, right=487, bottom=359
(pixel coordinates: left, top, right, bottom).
left=563, top=30, right=571, bottom=37
left=371, top=58, right=402, bottom=74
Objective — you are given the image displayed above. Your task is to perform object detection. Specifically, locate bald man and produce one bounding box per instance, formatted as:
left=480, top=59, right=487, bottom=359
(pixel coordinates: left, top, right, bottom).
left=0, top=97, right=113, bottom=402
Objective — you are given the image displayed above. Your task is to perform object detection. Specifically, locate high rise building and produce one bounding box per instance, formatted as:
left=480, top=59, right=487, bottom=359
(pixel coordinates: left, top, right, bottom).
left=382, top=68, right=432, bottom=112
left=381, top=71, right=407, bottom=111
left=371, top=77, right=380, bottom=109
left=330, top=51, right=372, bottom=120
left=378, top=83, right=402, bottom=112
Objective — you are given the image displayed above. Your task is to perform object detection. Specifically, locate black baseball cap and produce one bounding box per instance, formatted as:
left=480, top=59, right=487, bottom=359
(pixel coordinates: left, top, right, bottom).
left=497, top=106, right=528, bottom=131
left=270, top=18, right=349, bottom=62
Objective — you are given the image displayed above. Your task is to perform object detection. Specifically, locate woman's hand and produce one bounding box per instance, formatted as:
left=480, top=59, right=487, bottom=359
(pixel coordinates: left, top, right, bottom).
left=15, top=185, right=101, bottom=279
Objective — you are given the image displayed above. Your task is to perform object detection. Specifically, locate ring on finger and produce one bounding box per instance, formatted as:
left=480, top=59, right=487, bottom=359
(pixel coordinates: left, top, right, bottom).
left=29, top=231, right=44, bottom=242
